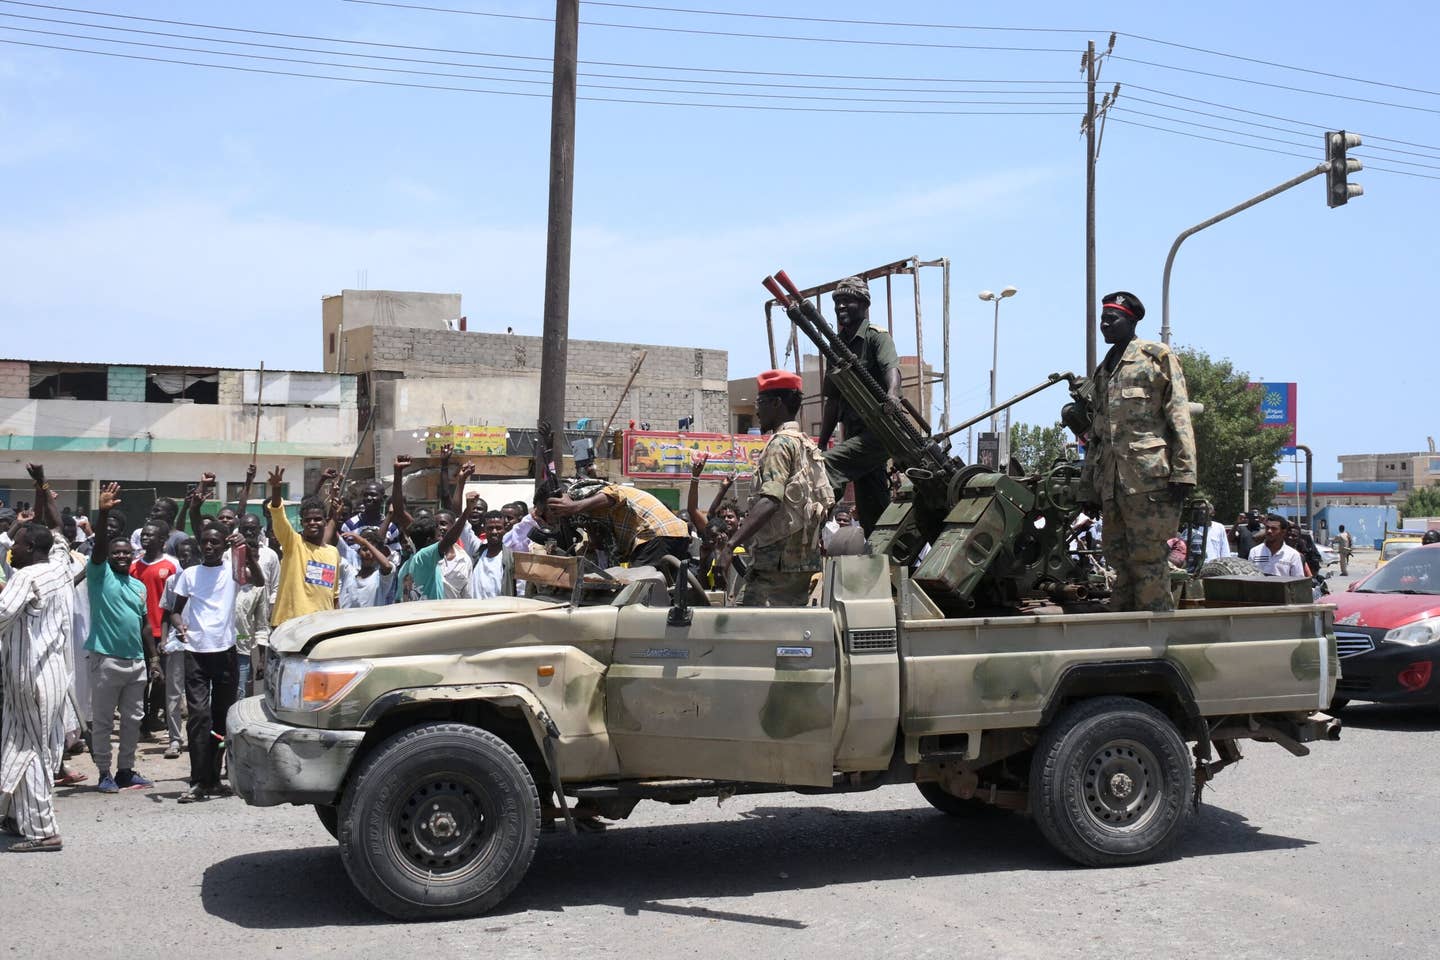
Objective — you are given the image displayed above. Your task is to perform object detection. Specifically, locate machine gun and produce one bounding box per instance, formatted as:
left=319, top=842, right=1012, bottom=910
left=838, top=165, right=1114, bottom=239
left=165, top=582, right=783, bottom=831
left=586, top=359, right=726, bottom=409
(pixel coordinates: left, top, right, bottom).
left=764, top=269, right=1101, bottom=613
left=529, top=419, right=581, bottom=554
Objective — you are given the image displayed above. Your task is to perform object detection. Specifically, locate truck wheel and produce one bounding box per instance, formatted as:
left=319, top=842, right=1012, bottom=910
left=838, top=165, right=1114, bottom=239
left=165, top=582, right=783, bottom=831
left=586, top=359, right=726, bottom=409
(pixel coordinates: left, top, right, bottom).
left=338, top=722, right=541, bottom=920
left=916, top=782, right=1010, bottom=818
left=1030, top=696, right=1193, bottom=867
left=315, top=804, right=339, bottom=840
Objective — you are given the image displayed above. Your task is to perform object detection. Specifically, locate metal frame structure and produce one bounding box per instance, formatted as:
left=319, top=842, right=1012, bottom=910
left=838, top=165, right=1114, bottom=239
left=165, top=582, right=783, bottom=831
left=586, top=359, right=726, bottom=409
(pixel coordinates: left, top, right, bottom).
left=762, top=256, right=952, bottom=432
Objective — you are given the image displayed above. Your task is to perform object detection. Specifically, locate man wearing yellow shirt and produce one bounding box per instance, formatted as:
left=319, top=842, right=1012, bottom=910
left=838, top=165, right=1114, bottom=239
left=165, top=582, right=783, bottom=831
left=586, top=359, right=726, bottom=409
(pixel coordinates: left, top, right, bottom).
left=265, top=466, right=340, bottom=626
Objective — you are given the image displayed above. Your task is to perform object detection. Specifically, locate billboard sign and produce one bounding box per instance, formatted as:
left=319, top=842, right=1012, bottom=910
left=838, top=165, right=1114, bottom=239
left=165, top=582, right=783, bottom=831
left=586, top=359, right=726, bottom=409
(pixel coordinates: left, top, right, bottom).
left=1252, top=382, right=1297, bottom=455
left=623, top=430, right=811, bottom=479
left=423, top=425, right=508, bottom=456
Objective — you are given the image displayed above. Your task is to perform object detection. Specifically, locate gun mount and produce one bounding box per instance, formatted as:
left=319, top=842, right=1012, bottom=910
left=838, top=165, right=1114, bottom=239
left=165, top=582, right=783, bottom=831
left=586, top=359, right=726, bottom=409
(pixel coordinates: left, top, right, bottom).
left=765, top=269, right=1100, bottom=614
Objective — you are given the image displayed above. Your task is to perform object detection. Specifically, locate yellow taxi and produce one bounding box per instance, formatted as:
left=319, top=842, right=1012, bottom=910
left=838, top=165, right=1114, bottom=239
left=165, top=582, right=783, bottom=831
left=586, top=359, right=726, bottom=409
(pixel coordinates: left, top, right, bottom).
left=1377, top=530, right=1424, bottom=568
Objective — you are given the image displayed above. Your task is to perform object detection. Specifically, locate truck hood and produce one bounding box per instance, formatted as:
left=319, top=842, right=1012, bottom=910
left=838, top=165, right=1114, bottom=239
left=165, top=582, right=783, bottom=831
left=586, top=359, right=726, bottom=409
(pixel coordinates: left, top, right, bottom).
left=268, top=598, right=565, bottom=654
left=1324, top=590, right=1440, bottom=631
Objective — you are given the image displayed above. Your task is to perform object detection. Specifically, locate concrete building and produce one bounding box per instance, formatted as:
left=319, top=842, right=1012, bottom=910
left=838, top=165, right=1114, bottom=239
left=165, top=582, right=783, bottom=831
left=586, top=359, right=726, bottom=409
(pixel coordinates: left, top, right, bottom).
left=0, top=358, right=358, bottom=513
left=323, top=290, right=729, bottom=479
left=1337, top=449, right=1440, bottom=502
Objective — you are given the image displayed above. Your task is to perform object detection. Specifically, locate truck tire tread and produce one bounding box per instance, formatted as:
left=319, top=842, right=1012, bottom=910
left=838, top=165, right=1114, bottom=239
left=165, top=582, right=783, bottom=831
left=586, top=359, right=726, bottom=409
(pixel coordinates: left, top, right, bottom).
left=338, top=721, right=541, bottom=920
left=1030, top=695, right=1192, bottom=868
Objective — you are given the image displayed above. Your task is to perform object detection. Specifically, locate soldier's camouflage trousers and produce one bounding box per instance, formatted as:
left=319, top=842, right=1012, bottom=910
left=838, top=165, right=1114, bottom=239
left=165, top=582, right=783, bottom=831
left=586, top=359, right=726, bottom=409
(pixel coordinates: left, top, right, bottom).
left=739, top=569, right=817, bottom=608
left=824, top=429, right=890, bottom=536
left=1102, top=488, right=1181, bottom=613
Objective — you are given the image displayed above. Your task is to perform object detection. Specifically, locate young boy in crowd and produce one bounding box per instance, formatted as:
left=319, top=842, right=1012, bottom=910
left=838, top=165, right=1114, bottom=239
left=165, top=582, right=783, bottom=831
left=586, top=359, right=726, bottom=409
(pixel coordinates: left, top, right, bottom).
left=339, top=527, right=397, bottom=608
left=234, top=512, right=278, bottom=696
left=86, top=483, right=155, bottom=794
left=265, top=466, right=340, bottom=626
left=167, top=526, right=263, bottom=803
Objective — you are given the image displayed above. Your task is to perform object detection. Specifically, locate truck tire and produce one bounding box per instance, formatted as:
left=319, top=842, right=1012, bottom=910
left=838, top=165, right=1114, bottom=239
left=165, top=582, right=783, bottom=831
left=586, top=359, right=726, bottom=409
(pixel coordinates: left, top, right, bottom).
left=1196, top=556, right=1261, bottom=578
left=1030, top=696, right=1193, bottom=867
left=916, top=782, right=1010, bottom=818
left=315, top=804, right=339, bottom=840
left=338, top=722, right=541, bottom=920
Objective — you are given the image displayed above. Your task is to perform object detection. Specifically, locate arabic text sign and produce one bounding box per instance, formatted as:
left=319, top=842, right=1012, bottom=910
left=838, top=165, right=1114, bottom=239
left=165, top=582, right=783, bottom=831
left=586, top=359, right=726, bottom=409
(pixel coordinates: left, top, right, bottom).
left=423, top=425, right=508, bottom=456
left=622, top=431, right=778, bottom=479
left=1252, top=382, right=1297, bottom=454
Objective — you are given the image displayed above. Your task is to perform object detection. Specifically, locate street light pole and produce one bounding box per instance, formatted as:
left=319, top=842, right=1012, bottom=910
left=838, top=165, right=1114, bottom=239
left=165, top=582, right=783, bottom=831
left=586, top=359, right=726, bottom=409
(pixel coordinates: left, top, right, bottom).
left=979, top=286, right=1018, bottom=465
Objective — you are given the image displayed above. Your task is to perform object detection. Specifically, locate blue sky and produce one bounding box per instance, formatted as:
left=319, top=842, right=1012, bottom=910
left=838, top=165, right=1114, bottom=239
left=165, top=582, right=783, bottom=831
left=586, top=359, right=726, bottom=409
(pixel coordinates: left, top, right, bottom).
left=2, top=0, right=1436, bottom=480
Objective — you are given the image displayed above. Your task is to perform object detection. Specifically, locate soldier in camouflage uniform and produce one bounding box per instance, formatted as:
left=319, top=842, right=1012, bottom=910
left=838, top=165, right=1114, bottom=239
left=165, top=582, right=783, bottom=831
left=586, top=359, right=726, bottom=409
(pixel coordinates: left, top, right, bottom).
left=1079, top=292, right=1197, bottom=613
left=720, top=370, right=835, bottom=607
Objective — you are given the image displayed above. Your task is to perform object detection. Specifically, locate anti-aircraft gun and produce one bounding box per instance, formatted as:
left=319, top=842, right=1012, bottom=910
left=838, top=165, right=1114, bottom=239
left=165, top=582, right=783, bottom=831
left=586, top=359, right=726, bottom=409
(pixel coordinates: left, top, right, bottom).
left=764, top=270, right=1100, bottom=614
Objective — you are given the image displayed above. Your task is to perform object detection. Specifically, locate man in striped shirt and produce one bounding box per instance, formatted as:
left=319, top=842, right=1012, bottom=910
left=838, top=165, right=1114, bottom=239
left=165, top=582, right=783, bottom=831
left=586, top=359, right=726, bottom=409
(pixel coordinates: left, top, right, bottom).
left=0, top=465, right=75, bottom=851
left=543, top=483, right=690, bottom=569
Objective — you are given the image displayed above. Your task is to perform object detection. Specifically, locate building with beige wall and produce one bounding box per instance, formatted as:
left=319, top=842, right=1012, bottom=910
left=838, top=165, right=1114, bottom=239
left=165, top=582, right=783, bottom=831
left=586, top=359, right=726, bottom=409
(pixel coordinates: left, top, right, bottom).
left=1337, top=448, right=1440, bottom=503
left=0, top=358, right=357, bottom=513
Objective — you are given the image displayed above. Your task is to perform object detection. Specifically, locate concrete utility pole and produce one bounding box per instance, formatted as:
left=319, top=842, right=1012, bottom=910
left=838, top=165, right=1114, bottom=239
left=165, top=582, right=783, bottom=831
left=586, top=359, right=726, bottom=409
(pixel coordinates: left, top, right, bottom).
left=538, top=0, right=579, bottom=461
left=1080, top=35, right=1118, bottom=376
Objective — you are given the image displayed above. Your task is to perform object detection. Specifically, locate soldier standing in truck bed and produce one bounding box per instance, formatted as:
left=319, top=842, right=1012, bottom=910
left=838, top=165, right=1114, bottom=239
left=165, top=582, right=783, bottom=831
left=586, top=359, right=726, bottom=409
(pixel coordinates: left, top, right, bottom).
left=818, top=276, right=902, bottom=536
left=721, top=370, right=835, bottom=606
left=1080, top=291, right=1197, bottom=613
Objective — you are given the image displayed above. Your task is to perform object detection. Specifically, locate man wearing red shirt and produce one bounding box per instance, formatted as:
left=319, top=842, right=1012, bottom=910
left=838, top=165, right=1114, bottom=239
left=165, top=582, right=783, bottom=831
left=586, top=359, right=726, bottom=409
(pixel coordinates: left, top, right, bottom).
left=130, top=521, right=179, bottom=753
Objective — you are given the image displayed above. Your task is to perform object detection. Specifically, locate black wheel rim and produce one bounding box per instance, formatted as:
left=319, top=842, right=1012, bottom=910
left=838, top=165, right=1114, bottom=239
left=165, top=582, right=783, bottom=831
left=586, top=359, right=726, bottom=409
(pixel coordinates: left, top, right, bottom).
left=1080, top=738, right=1163, bottom=834
left=387, top=772, right=498, bottom=884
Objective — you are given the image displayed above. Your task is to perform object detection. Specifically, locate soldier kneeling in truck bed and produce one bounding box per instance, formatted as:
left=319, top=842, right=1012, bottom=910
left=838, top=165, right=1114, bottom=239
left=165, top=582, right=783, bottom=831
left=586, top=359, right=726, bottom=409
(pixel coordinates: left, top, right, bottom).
left=720, top=369, right=835, bottom=606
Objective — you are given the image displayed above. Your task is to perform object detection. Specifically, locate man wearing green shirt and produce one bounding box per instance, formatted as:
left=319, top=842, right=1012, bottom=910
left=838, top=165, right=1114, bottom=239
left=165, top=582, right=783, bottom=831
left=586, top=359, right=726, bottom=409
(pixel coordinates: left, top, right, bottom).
left=86, top=482, right=156, bottom=795
left=818, top=275, right=902, bottom=536
left=398, top=461, right=474, bottom=601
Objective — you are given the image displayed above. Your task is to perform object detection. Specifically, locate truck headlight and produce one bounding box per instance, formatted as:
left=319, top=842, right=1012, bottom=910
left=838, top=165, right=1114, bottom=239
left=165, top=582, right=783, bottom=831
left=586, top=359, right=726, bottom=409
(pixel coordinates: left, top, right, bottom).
left=1383, top=617, right=1440, bottom=648
left=275, top=658, right=372, bottom=711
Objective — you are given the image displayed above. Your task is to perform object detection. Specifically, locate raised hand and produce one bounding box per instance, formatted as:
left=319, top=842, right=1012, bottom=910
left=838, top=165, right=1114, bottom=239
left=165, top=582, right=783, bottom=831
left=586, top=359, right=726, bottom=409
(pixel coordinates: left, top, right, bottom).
left=320, top=467, right=339, bottom=484
left=457, top=461, right=476, bottom=483
left=267, top=466, right=285, bottom=489
left=16, top=509, right=34, bottom=524
left=439, top=443, right=455, bottom=462
left=244, top=463, right=258, bottom=483
left=394, top=454, right=412, bottom=473
left=98, top=482, right=122, bottom=512
left=25, top=463, right=45, bottom=485
left=690, top=452, right=709, bottom=479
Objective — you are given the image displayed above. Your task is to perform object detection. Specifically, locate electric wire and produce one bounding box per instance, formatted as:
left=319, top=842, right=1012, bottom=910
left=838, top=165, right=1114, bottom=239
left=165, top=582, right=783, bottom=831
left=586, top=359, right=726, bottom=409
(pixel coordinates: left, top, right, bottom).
left=0, top=38, right=1082, bottom=115
left=1108, top=117, right=1440, bottom=181
left=343, top=0, right=1079, bottom=53
left=0, top=27, right=1086, bottom=105
left=0, top=12, right=1087, bottom=95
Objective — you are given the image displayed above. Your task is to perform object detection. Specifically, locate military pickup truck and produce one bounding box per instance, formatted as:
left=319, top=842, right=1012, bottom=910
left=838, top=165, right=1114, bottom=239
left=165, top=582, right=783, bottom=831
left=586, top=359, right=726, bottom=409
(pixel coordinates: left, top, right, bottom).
left=227, top=555, right=1338, bottom=920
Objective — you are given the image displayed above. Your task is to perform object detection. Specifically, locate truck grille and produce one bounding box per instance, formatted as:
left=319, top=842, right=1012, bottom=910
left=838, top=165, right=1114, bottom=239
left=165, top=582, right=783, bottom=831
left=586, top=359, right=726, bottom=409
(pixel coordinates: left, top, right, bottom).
left=848, top=628, right=897, bottom=654
left=1335, top=632, right=1376, bottom=659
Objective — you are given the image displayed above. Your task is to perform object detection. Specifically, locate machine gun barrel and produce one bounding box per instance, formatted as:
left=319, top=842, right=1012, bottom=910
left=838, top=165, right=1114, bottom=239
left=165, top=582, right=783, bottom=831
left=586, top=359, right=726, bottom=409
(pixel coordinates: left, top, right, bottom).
left=765, top=271, right=942, bottom=473
left=938, top=372, right=1081, bottom=441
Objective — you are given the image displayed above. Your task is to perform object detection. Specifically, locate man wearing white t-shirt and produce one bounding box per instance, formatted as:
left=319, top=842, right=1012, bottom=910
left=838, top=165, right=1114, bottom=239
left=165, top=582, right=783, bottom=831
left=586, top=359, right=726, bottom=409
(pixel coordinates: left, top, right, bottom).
left=166, top=526, right=263, bottom=803
left=1248, top=514, right=1305, bottom=578
left=338, top=527, right=397, bottom=608
left=464, top=511, right=515, bottom=600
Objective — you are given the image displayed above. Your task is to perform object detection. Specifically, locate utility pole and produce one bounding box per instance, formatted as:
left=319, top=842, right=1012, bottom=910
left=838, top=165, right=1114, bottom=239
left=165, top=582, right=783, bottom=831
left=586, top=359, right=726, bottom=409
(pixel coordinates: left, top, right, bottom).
left=1080, top=35, right=1118, bottom=376
left=538, top=0, right=579, bottom=461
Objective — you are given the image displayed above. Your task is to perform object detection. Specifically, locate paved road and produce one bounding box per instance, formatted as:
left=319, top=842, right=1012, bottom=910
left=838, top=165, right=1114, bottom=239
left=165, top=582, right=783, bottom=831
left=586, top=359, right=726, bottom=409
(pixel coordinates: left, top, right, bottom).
left=6, top=551, right=1424, bottom=959
left=4, top=697, right=1436, bottom=960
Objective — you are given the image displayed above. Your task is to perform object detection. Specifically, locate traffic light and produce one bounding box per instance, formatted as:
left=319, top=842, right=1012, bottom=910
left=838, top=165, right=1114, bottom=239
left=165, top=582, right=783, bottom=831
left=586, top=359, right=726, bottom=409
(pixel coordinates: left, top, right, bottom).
left=1325, top=130, right=1363, bottom=208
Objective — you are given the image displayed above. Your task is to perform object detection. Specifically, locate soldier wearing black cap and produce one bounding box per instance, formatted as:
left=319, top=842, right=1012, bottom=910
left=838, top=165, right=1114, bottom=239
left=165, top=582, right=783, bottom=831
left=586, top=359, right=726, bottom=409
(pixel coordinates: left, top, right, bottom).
left=1078, top=291, right=1198, bottom=613
left=818, top=276, right=902, bottom=536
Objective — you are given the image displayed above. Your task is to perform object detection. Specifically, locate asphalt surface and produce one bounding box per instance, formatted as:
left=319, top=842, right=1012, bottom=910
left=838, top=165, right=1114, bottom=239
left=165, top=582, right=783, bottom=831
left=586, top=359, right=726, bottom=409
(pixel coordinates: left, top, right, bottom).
left=6, top=549, right=1430, bottom=960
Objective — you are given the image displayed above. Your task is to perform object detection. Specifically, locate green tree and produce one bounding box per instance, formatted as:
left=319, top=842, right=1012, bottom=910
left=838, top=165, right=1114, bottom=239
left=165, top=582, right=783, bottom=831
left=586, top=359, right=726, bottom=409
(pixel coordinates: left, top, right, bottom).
left=1176, top=347, right=1289, bottom=522
left=1008, top=421, right=1070, bottom=474
left=1402, top=485, right=1440, bottom=519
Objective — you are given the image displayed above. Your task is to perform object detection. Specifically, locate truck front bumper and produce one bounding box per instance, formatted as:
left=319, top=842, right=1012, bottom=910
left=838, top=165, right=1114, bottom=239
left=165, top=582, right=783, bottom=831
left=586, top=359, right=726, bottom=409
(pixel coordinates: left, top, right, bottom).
left=226, top=696, right=366, bottom=807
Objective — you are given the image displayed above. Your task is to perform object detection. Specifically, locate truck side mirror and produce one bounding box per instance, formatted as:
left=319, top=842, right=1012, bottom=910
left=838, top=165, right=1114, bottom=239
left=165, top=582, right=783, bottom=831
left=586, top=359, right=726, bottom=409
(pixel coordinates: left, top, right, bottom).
left=668, top=559, right=694, bottom=627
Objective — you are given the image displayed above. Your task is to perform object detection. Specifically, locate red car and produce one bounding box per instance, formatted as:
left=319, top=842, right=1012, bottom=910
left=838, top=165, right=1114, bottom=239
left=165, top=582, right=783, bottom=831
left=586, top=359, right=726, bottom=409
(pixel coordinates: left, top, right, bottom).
left=1325, top=543, right=1440, bottom=708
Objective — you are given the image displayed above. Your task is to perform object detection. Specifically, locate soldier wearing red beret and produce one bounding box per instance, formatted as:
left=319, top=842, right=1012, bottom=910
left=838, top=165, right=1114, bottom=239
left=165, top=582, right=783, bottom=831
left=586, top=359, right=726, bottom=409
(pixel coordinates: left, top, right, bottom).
left=719, top=370, right=835, bottom=606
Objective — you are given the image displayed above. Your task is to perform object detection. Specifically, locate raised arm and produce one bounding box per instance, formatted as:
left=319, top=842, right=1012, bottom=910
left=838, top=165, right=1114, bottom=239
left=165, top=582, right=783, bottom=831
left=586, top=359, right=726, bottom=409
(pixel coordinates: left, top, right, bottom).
left=436, top=462, right=475, bottom=556
left=311, top=467, right=339, bottom=502
left=236, top=462, right=257, bottom=519
left=187, top=471, right=215, bottom=535
left=91, top=482, right=120, bottom=567
left=26, top=463, right=60, bottom=531
left=705, top=475, right=735, bottom=520
left=437, top=444, right=454, bottom=509
left=687, top=454, right=710, bottom=536
left=388, top=455, right=412, bottom=532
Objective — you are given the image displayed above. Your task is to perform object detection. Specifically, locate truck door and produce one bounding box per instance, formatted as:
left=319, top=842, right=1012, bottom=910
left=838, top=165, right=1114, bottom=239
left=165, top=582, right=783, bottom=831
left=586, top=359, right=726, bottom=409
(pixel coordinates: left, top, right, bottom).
left=606, top=603, right=837, bottom=788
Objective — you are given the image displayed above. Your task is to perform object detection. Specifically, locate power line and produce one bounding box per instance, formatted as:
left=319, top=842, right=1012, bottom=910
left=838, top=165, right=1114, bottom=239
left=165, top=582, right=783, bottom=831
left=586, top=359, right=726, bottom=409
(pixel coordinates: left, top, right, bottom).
left=1108, top=116, right=1440, bottom=181
left=0, top=26, right=1086, bottom=105
left=344, top=0, right=1079, bottom=53
left=1112, top=55, right=1440, bottom=116
left=0, top=37, right=1082, bottom=116
left=0, top=12, right=1085, bottom=95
